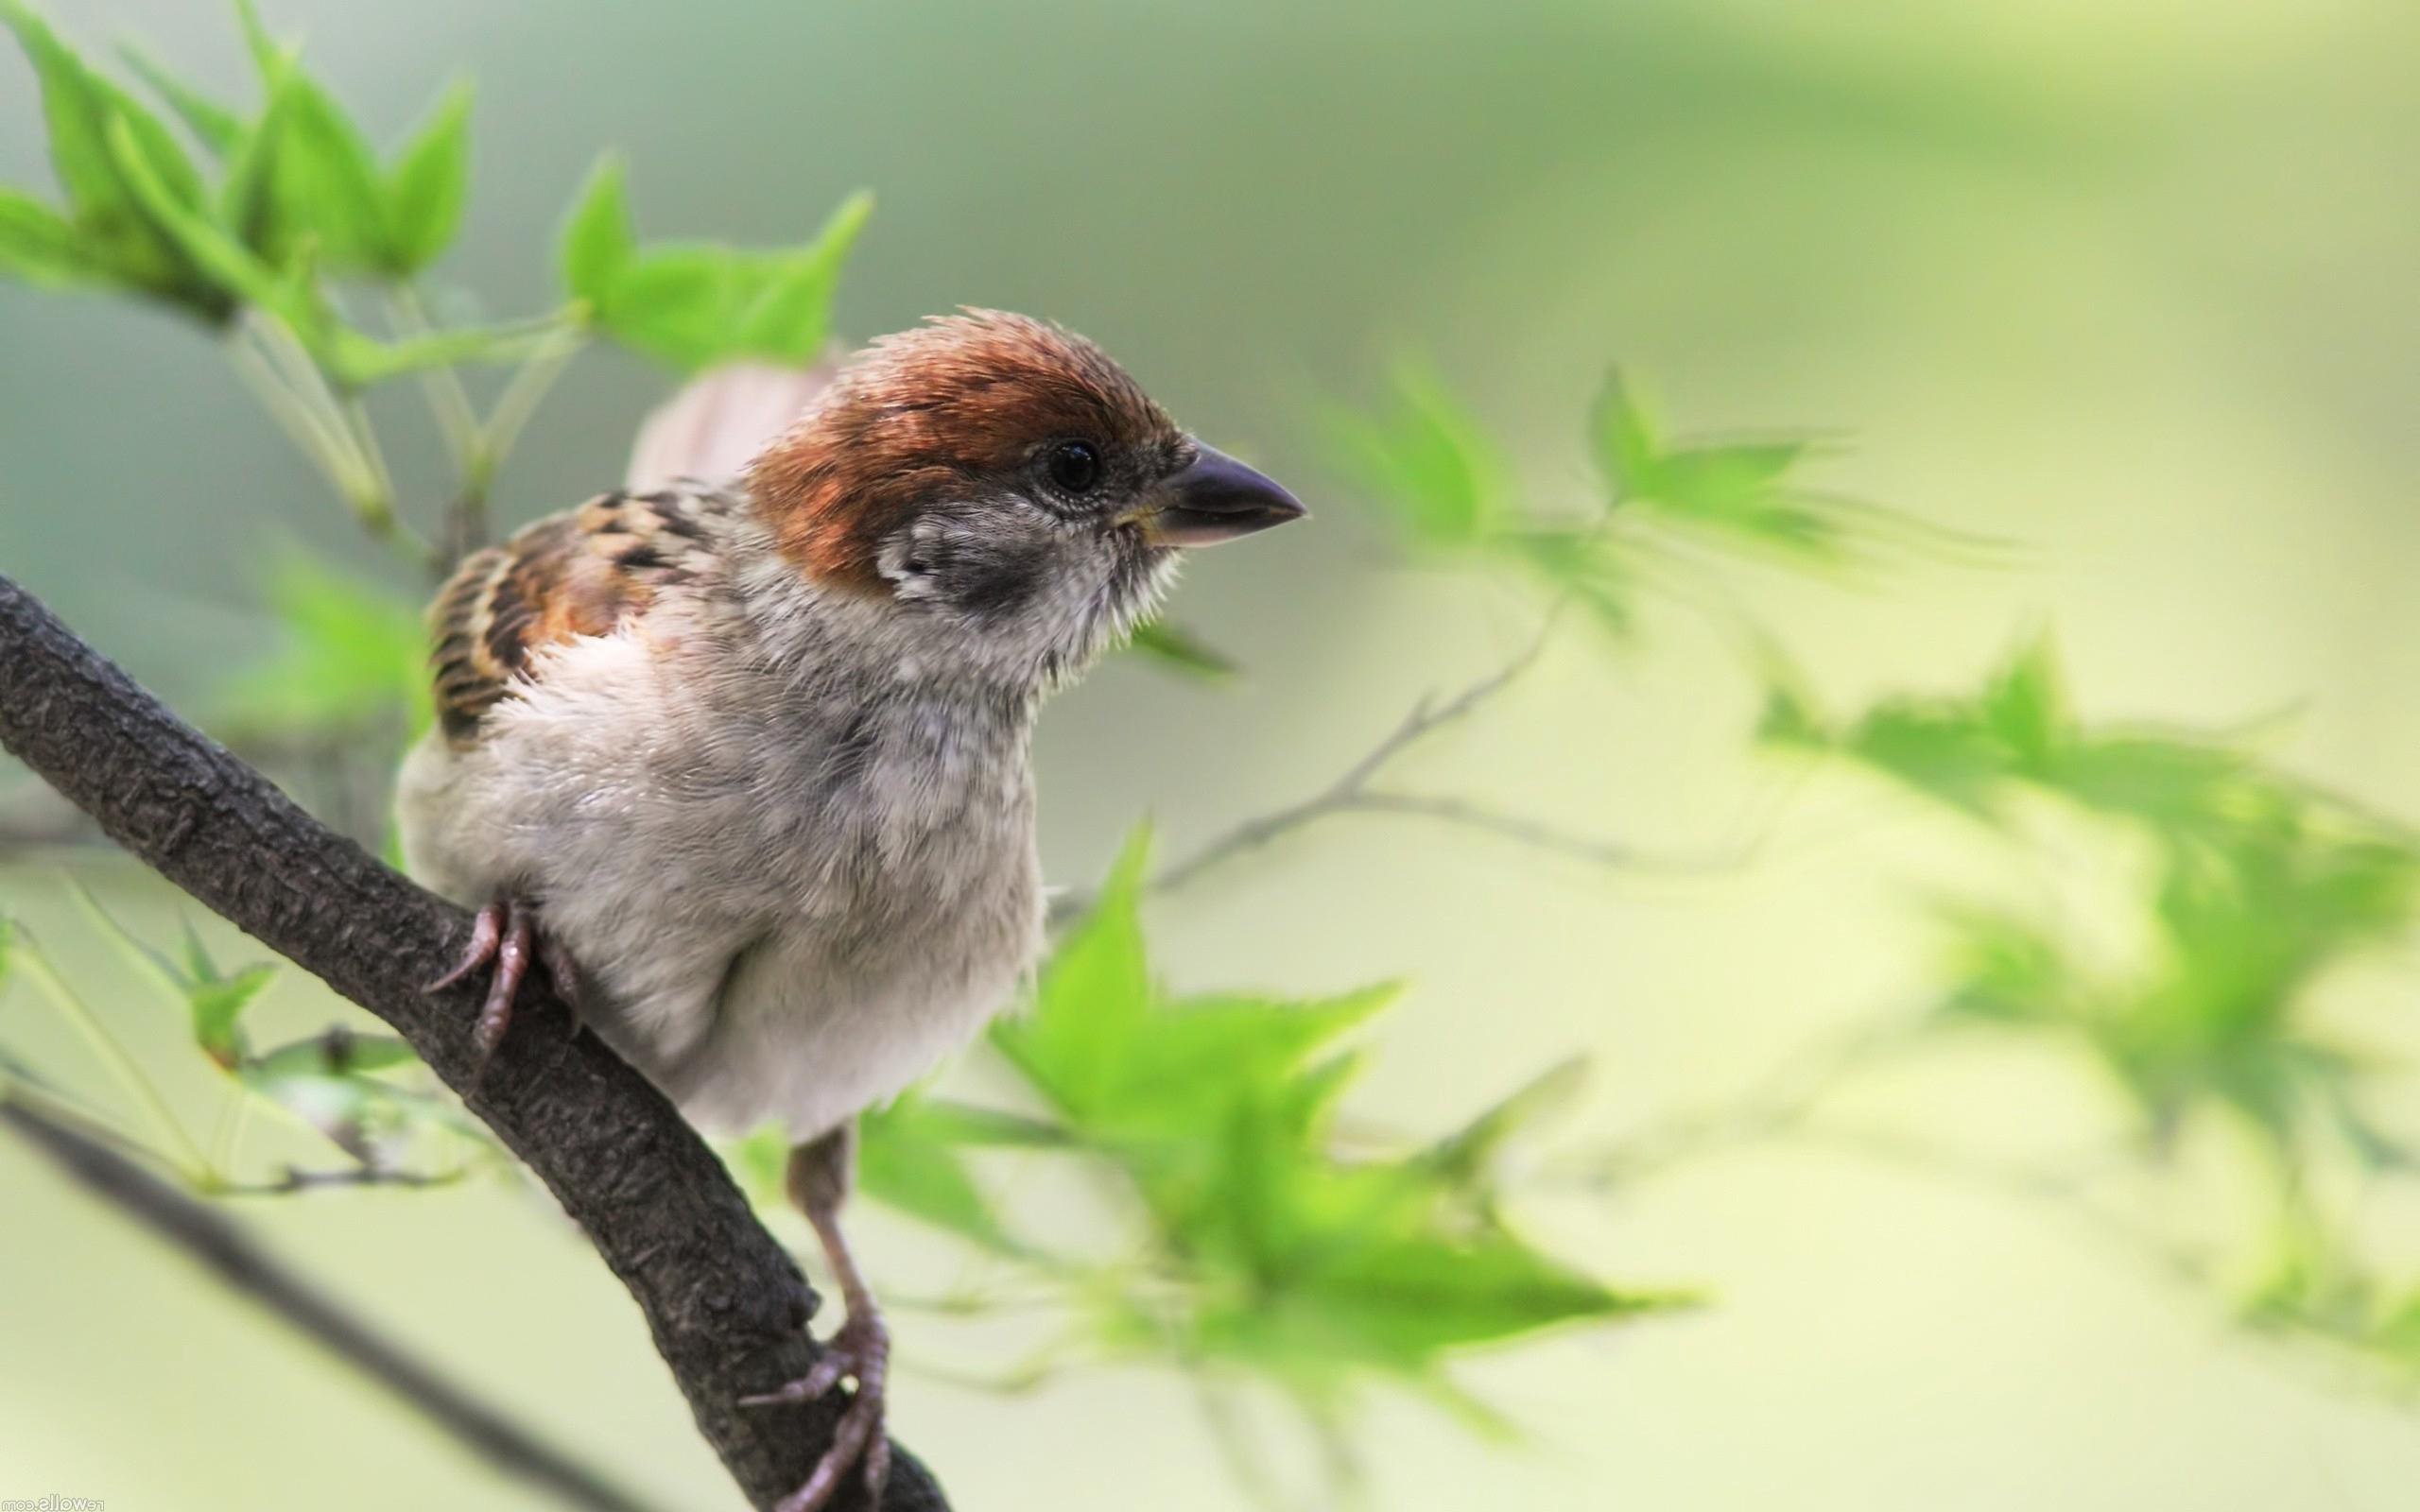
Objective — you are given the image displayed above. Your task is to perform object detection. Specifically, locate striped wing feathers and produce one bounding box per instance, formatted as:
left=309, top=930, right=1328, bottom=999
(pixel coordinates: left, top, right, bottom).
left=429, top=488, right=733, bottom=745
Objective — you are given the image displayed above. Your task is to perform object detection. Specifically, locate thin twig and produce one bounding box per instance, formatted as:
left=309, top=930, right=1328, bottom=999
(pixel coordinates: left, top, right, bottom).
left=1780, top=1122, right=2217, bottom=1289
left=12, top=929, right=214, bottom=1180
left=1085, top=599, right=1761, bottom=922
left=1149, top=616, right=1559, bottom=892
left=1549, top=1005, right=2223, bottom=1292
left=1, top=1092, right=669, bottom=1512
left=481, top=326, right=585, bottom=476
left=216, top=1161, right=470, bottom=1196
left=226, top=335, right=370, bottom=502
left=234, top=316, right=444, bottom=573
left=1559, top=1009, right=1926, bottom=1189
left=1342, top=792, right=1733, bottom=873
left=1188, top=1369, right=1306, bottom=1512
left=341, top=396, right=403, bottom=521
left=387, top=287, right=484, bottom=473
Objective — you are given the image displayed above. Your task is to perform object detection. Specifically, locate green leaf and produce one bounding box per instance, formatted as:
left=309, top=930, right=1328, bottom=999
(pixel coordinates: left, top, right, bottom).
left=1641, top=442, right=1817, bottom=513
left=1789, top=632, right=2342, bottom=850
left=1286, top=1224, right=1679, bottom=1364
left=248, top=1029, right=418, bottom=1079
left=179, top=918, right=220, bottom=984
left=592, top=248, right=738, bottom=369
left=0, top=188, right=89, bottom=285
left=65, top=883, right=276, bottom=1067
left=1504, top=529, right=1638, bottom=637
left=104, top=111, right=321, bottom=342
left=889, top=1098, right=1071, bottom=1149
left=323, top=315, right=544, bottom=388
left=857, top=1088, right=1025, bottom=1254
left=1418, top=1056, right=1589, bottom=1191
left=997, top=827, right=1393, bottom=1146
left=990, top=828, right=1153, bottom=1110
left=1841, top=704, right=2015, bottom=819
left=211, top=554, right=431, bottom=740
left=2, top=1, right=229, bottom=318
left=1979, top=630, right=2071, bottom=766
left=722, top=1124, right=792, bottom=1208
left=1629, top=453, right=1857, bottom=569
left=3, top=3, right=191, bottom=219
left=188, top=963, right=276, bottom=1068
left=1927, top=899, right=2081, bottom=1026
left=1175, top=1080, right=1686, bottom=1382
left=103, top=91, right=213, bottom=218
left=1592, top=369, right=1996, bottom=578
left=981, top=828, right=1680, bottom=1410
left=1591, top=369, right=1661, bottom=496
left=65, top=879, right=185, bottom=1000
left=202, top=26, right=409, bottom=275
left=558, top=164, right=873, bottom=372
left=558, top=153, right=635, bottom=306
left=383, top=78, right=472, bottom=273
left=1133, top=986, right=1395, bottom=1125
left=216, top=40, right=295, bottom=249
left=261, top=73, right=391, bottom=271
left=1752, top=644, right=1829, bottom=750
left=734, top=189, right=873, bottom=361
left=1324, top=365, right=1508, bottom=548
left=116, top=42, right=244, bottom=155
left=240, top=1030, right=458, bottom=1167
left=240, top=1057, right=404, bottom=1164
left=1127, top=618, right=1238, bottom=681
left=231, top=0, right=278, bottom=72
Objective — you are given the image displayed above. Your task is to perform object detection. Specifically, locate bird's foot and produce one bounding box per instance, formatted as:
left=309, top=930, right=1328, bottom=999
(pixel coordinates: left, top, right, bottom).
left=424, top=896, right=583, bottom=1068
left=741, top=1311, right=891, bottom=1512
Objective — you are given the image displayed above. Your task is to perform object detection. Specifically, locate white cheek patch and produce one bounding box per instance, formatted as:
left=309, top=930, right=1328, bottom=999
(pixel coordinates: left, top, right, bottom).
left=875, top=518, right=946, bottom=601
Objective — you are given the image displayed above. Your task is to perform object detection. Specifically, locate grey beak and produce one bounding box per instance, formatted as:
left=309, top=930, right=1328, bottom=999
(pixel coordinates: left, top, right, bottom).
left=1137, top=440, right=1308, bottom=547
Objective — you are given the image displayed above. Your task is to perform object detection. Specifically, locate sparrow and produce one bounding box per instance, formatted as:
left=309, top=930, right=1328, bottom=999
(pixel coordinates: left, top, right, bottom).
left=394, top=310, right=1305, bottom=1511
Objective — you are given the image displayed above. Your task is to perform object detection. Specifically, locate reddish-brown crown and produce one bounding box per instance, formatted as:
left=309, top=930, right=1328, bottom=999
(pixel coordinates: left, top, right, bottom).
left=745, top=310, right=1177, bottom=590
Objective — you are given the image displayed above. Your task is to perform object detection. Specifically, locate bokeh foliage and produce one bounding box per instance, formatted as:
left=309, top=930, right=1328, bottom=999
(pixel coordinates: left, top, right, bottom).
left=1325, top=361, right=1991, bottom=636
left=9, top=0, right=2420, bottom=1505
left=0, top=3, right=1681, bottom=1498
left=1754, top=633, right=2420, bottom=1384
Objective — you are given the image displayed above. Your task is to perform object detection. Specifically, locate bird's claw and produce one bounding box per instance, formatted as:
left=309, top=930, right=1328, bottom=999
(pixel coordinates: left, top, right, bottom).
left=744, top=1316, right=890, bottom=1512
left=426, top=900, right=504, bottom=994
left=424, top=897, right=583, bottom=1072
left=740, top=1351, right=849, bottom=1408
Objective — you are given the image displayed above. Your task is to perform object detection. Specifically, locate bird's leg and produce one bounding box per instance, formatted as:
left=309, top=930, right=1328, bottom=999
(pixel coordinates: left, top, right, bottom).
left=424, top=896, right=583, bottom=1066
left=741, top=1124, right=891, bottom=1512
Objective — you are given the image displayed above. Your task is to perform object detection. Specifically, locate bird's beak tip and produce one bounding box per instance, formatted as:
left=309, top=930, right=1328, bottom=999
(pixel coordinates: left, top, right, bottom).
left=1143, top=440, right=1308, bottom=548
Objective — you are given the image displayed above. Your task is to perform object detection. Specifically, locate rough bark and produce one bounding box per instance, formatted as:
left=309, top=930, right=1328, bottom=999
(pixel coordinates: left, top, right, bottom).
left=0, top=573, right=947, bottom=1512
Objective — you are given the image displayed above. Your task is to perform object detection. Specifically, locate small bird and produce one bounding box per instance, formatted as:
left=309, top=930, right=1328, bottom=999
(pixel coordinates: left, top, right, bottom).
left=395, top=310, right=1304, bottom=1510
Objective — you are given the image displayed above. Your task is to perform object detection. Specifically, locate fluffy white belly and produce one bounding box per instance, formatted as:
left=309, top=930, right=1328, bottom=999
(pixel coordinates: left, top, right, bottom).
left=637, top=919, right=1027, bottom=1138
left=393, top=626, right=1046, bottom=1142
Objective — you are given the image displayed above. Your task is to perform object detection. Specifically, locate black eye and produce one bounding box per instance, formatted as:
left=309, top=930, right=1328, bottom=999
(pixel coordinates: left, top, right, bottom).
left=1046, top=439, right=1102, bottom=494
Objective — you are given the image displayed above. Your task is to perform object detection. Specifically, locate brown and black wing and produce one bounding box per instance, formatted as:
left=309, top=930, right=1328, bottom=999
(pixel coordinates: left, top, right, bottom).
left=429, top=488, right=735, bottom=747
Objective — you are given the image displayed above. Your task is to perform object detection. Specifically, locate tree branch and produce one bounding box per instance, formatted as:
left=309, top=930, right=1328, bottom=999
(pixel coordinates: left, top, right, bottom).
left=1050, top=609, right=1722, bottom=926
left=0, top=574, right=948, bottom=1512
left=1142, top=619, right=1557, bottom=898
left=1, top=1092, right=666, bottom=1512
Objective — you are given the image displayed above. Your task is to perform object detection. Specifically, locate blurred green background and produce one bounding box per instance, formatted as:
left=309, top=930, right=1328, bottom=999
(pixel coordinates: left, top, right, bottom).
left=8, top=0, right=2420, bottom=1507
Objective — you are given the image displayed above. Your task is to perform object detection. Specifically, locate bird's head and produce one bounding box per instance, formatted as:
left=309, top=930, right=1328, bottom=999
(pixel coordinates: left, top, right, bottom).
left=745, top=310, right=1304, bottom=683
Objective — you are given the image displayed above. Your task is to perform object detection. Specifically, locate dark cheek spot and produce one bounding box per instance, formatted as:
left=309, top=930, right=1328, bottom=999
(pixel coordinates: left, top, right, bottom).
left=942, top=537, right=1054, bottom=621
